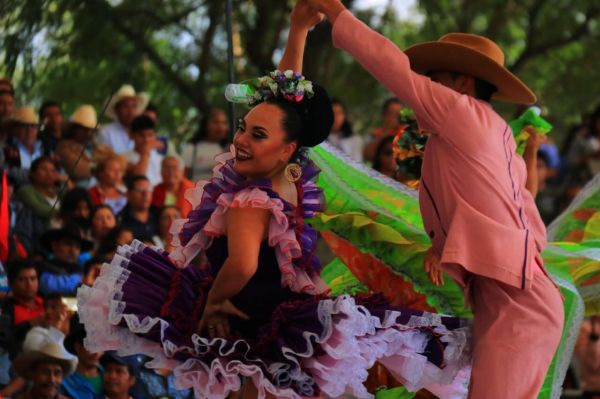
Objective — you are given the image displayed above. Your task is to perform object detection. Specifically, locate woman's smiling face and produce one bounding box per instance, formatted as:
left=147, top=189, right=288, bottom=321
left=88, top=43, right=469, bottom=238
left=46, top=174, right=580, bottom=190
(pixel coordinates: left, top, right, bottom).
left=232, top=102, right=297, bottom=179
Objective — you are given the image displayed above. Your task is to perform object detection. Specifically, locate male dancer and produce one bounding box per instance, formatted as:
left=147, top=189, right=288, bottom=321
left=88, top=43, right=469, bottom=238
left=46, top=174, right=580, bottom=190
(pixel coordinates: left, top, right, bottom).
left=304, top=1, right=564, bottom=397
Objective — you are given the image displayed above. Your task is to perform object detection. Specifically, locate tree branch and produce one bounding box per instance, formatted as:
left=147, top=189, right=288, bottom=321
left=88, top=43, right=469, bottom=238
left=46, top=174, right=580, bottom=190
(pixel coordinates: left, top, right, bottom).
left=510, top=5, right=599, bottom=71
left=196, top=0, right=222, bottom=97
left=102, top=3, right=205, bottom=110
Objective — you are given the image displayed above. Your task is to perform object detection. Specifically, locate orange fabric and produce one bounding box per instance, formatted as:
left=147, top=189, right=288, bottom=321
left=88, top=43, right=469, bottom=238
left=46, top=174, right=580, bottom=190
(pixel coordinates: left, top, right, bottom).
left=151, top=179, right=195, bottom=218
left=321, top=231, right=435, bottom=312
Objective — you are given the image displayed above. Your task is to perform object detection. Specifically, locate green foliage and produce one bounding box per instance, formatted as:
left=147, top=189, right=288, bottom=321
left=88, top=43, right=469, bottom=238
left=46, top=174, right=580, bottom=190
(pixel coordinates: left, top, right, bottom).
left=1, top=0, right=599, bottom=146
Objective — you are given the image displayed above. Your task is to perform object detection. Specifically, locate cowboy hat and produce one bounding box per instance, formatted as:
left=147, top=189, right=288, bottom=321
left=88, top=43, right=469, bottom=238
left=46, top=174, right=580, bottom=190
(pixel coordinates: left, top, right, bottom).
left=70, top=104, right=97, bottom=129
left=13, top=342, right=78, bottom=377
left=12, top=106, right=39, bottom=125
left=40, top=223, right=94, bottom=253
left=404, top=33, right=536, bottom=105
left=104, top=84, right=149, bottom=120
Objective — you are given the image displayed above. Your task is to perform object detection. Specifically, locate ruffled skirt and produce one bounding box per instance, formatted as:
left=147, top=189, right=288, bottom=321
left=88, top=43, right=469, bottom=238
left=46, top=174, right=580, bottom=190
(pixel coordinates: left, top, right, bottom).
left=77, top=241, right=471, bottom=399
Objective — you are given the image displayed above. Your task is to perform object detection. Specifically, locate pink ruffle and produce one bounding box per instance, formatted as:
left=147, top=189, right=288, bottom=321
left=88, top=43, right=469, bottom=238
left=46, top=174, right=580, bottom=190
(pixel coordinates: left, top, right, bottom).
left=170, top=166, right=328, bottom=294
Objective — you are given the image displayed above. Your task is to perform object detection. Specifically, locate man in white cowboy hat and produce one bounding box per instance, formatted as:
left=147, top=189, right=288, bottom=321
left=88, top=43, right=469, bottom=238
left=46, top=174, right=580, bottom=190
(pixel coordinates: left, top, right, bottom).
left=13, top=341, right=77, bottom=399
left=304, top=1, right=564, bottom=397
left=57, top=104, right=102, bottom=186
left=97, top=84, right=149, bottom=154
left=4, top=107, right=42, bottom=170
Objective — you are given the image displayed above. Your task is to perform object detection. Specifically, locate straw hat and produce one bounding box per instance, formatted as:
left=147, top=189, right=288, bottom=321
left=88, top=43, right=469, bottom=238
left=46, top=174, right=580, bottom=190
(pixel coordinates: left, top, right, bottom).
left=13, top=342, right=78, bottom=377
left=105, top=84, right=149, bottom=120
left=404, top=33, right=536, bottom=105
left=12, top=106, right=39, bottom=125
left=70, top=104, right=97, bottom=129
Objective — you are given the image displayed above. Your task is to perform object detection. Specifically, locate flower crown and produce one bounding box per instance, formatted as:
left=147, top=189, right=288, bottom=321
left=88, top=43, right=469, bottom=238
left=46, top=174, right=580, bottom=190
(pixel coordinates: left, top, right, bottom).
left=225, top=70, right=314, bottom=106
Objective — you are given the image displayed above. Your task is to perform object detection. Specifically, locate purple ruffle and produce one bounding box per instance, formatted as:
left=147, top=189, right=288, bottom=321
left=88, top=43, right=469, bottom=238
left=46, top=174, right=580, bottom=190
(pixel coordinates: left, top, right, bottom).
left=173, top=147, right=325, bottom=279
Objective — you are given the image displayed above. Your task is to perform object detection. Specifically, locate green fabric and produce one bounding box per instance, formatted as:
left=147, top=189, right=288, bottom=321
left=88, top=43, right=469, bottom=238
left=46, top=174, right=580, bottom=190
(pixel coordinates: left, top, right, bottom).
left=307, top=144, right=593, bottom=399
left=374, top=387, right=416, bottom=399
left=16, top=184, right=55, bottom=219
left=79, top=372, right=103, bottom=393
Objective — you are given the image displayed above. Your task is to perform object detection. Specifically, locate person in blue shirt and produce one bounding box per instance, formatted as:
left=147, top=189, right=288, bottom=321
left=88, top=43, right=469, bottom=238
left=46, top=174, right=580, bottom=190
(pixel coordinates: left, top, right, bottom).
left=61, top=315, right=104, bottom=399
left=38, top=224, right=92, bottom=296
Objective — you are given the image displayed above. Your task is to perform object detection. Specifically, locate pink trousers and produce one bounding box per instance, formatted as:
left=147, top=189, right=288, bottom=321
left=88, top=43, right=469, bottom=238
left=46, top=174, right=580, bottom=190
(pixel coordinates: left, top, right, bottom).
left=466, top=271, right=564, bottom=398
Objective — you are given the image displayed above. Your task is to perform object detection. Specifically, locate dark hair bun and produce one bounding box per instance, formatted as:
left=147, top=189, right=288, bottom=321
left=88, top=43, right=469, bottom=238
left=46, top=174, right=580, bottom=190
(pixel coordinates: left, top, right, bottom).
left=298, top=84, right=333, bottom=147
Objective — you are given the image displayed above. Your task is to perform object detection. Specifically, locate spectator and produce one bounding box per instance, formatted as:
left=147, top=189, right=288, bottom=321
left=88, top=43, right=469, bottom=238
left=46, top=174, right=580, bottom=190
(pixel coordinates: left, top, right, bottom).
left=0, top=89, right=14, bottom=123
left=151, top=156, right=193, bottom=218
left=56, top=105, right=99, bottom=187
left=39, top=101, right=64, bottom=158
left=59, top=188, right=93, bottom=233
left=364, top=97, right=404, bottom=162
left=136, top=355, right=193, bottom=399
left=125, top=115, right=163, bottom=188
left=143, top=103, right=179, bottom=158
left=575, top=316, right=600, bottom=398
left=22, top=294, right=70, bottom=350
left=327, top=98, right=363, bottom=161
left=15, top=157, right=63, bottom=249
left=2, top=172, right=28, bottom=262
left=153, top=206, right=181, bottom=251
left=89, top=155, right=128, bottom=215
left=372, top=135, right=397, bottom=180
left=38, top=224, right=92, bottom=296
left=90, top=205, right=117, bottom=246
left=181, top=108, right=228, bottom=181
left=119, top=176, right=156, bottom=240
left=98, top=352, right=140, bottom=399
left=82, top=258, right=104, bottom=287
left=61, top=317, right=104, bottom=399
left=0, top=262, right=44, bottom=360
left=0, top=89, right=14, bottom=142
left=3, top=107, right=42, bottom=170
left=96, top=226, right=134, bottom=260
left=98, top=85, right=149, bottom=154
left=13, top=342, right=77, bottom=399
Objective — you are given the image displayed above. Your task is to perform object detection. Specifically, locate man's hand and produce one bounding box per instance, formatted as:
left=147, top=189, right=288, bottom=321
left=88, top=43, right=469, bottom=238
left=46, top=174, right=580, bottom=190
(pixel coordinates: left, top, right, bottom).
left=423, top=247, right=444, bottom=286
left=291, top=0, right=324, bottom=31
left=304, top=0, right=346, bottom=24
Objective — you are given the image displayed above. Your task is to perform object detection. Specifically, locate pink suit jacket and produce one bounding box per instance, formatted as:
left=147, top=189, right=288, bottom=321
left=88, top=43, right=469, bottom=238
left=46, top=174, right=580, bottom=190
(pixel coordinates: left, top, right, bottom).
left=332, top=11, right=546, bottom=290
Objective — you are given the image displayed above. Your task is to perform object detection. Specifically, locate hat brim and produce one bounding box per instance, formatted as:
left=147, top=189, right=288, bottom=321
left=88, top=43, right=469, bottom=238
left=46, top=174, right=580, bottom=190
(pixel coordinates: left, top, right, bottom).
left=14, top=351, right=77, bottom=377
left=404, top=41, right=536, bottom=105
left=105, top=93, right=150, bottom=120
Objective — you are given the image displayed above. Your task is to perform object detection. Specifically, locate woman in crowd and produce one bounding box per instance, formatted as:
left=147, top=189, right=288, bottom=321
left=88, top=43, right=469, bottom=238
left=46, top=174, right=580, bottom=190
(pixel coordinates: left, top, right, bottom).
left=327, top=98, right=364, bottom=161
left=181, top=108, right=229, bottom=181
left=152, top=205, right=181, bottom=251
left=89, top=205, right=117, bottom=249
left=88, top=154, right=128, bottom=215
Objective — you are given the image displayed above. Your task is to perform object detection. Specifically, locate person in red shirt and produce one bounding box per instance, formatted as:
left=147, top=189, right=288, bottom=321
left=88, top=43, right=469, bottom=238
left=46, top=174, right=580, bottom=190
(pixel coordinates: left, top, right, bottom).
left=7, top=262, right=43, bottom=325
left=151, top=156, right=194, bottom=218
left=0, top=262, right=44, bottom=359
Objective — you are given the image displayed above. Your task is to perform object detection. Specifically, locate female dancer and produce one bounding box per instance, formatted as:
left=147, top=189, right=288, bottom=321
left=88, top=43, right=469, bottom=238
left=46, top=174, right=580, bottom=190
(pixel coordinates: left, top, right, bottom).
left=77, top=4, right=470, bottom=399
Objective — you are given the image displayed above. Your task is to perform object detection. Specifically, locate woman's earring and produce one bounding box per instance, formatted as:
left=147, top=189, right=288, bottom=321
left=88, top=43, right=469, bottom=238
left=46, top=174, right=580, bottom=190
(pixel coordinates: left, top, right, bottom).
left=284, top=163, right=302, bottom=183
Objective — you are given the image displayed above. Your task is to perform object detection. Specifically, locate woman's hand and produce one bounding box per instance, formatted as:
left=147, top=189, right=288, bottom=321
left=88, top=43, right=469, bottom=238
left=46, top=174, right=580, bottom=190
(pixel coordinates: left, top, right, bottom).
left=291, top=0, right=324, bottom=31
left=198, top=299, right=250, bottom=339
left=423, top=247, right=444, bottom=286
